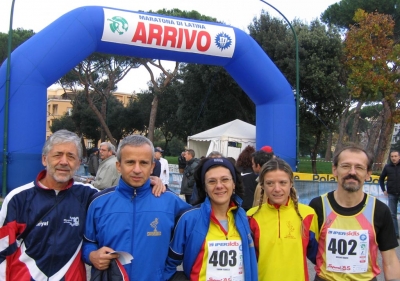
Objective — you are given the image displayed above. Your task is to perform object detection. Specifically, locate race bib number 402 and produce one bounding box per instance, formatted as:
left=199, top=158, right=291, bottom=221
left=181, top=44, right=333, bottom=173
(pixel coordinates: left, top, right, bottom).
left=326, top=228, right=369, bottom=273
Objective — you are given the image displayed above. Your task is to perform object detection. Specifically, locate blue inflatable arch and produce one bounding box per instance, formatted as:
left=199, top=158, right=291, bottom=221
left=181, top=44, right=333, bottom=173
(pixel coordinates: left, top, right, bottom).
left=0, top=6, right=295, bottom=192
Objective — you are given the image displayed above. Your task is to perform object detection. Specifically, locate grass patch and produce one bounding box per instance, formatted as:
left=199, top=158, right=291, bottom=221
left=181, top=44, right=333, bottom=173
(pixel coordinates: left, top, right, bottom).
left=298, top=157, right=333, bottom=174
left=165, top=156, right=179, bottom=165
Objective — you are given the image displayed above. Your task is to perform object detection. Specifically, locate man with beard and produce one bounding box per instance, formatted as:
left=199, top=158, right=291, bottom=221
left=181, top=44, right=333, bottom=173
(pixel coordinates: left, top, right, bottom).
left=0, top=130, right=98, bottom=280
left=309, top=144, right=400, bottom=281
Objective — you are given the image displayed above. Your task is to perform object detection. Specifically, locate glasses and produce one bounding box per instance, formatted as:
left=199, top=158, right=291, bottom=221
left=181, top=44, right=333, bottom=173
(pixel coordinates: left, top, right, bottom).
left=263, top=181, right=290, bottom=188
left=339, top=164, right=367, bottom=173
left=205, top=177, right=232, bottom=187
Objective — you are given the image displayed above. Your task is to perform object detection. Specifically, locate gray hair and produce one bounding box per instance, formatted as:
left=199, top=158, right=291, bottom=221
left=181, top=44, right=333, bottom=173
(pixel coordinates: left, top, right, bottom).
left=207, top=151, right=223, bottom=158
left=42, top=130, right=82, bottom=159
left=100, top=142, right=116, bottom=155
left=116, top=134, right=154, bottom=162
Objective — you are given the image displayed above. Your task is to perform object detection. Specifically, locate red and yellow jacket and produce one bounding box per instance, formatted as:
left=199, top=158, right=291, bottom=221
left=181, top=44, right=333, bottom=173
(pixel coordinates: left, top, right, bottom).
left=247, top=198, right=319, bottom=281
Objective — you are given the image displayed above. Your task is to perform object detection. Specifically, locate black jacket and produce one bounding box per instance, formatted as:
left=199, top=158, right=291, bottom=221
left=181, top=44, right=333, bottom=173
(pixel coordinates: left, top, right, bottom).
left=90, top=259, right=128, bottom=281
left=240, top=167, right=258, bottom=211
left=379, top=162, right=400, bottom=194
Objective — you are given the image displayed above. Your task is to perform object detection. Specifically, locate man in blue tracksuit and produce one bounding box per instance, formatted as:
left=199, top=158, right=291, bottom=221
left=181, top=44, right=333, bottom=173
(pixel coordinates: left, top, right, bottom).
left=83, top=135, right=190, bottom=280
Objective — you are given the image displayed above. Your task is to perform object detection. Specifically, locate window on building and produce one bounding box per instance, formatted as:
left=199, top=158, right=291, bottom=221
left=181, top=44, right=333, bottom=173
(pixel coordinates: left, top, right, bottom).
left=52, top=104, right=58, bottom=115
left=67, top=107, right=72, bottom=116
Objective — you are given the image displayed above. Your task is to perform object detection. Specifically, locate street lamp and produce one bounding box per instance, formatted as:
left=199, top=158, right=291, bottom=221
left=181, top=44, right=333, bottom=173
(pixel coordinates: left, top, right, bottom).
left=2, top=0, right=16, bottom=197
left=259, top=0, right=300, bottom=170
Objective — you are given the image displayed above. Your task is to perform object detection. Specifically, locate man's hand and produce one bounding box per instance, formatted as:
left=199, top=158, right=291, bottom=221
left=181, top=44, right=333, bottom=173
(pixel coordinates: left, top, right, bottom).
left=384, top=191, right=388, bottom=196
left=89, top=246, right=119, bottom=270
left=150, top=176, right=166, bottom=197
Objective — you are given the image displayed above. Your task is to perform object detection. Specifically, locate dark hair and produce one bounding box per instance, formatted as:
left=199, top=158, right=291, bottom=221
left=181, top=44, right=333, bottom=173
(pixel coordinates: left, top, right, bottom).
left=193, top=157, right=244, bottom=205
left=236, top=145, right=255, bottom=170
left=333, top=144, right=373, bottom=171
left=252, top=150, right=274, bottom=167
left=186, top=149, right=195, bottom=158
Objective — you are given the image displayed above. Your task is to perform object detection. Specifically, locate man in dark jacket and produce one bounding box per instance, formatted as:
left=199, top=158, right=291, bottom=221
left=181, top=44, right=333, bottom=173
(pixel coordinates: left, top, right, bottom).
left=180, top=149, right=199, bottom=203
left=178, top=151, right=186, bottom=174
left=88, top=147, right=99, bottom=176
left=379, top=150, right=400, bottom=239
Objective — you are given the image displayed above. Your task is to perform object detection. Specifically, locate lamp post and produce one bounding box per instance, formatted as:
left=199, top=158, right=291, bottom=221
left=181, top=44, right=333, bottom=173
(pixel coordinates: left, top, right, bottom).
left=259, top=0, right=300, bottom=170
left=2, top=0, right=16, bottom=197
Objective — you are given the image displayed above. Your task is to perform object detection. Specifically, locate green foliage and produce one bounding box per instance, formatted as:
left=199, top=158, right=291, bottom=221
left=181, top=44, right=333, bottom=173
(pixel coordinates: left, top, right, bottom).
left=0, top=28, right=35, bottom=65
left=249, top=12, right=346, bottom=169
left=151, top=8, right=218, bottom=23
left=321, top=0, right=400, bottom=36
left=50, top=113, right=76, bottom=133
left=174, top=64, right=255, bottom=139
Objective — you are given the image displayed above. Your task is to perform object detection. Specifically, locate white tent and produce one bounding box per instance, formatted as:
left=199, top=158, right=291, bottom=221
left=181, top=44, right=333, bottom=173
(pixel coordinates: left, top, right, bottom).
left=187, top=119, right=256, bottom=160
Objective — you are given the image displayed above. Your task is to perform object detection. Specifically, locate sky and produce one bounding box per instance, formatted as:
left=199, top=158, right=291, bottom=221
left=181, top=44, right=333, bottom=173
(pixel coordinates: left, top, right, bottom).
left=1, top=0, right=339, bottom=93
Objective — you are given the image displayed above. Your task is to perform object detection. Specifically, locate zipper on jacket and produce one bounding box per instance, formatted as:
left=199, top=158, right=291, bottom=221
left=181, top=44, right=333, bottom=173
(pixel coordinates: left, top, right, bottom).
left=278, top=209, right=281, bottom=238
left=132, top=188, right=137, bottom=200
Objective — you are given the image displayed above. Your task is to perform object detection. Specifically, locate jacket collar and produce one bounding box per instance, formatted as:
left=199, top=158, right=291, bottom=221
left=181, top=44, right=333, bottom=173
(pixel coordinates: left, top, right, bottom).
left=116, top=176, right=151, bottom=198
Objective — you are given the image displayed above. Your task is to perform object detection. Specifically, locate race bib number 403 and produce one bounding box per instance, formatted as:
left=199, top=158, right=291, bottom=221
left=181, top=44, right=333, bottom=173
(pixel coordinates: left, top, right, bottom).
left=206, top=240, right=244, bottom=281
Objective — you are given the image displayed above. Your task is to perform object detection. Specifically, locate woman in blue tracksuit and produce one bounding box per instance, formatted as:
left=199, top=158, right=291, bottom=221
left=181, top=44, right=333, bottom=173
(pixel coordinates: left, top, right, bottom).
left=165, top=157, right=258, bottom=281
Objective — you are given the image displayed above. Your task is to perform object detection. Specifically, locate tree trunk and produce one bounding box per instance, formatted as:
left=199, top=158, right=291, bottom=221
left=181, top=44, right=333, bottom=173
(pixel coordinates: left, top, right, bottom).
left=324, top=132, right=333, bottom=161
left=311, top=130, right=322, bottom=174
left=374, top=99, right=394, bottom=171
left=84, top=90, right=116, bottom=146
left=147, top=95, right=159, bottom=142
left=365, top=114, right=382, bottom=157
left=350, top=101, right=363, bottom=143
left=336, top=103, right=351, bottom=151
left=80, top=137, right=87, bottom=159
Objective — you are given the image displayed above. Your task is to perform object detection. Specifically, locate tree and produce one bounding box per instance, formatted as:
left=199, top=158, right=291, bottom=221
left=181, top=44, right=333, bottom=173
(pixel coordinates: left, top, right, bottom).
left=321, top=0, right=400, bottom=37
left=0, top=28, right=35, bottom=65
left=140, top=8, right=218, bottom=142
left=343, top=9, right=400, bottom=169
left=249, top=12, right=346, bottom=173
left=59, top=53, right=141, bottom=145
left=174, top=63, right=256, bottom=139
left=50, top=113, right=76, bottom=133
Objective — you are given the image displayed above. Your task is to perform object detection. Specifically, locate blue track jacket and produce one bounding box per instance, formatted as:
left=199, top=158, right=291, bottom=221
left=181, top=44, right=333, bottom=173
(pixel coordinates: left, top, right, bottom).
left=164, top=195, right=258, bottom=280
left=83, top=177, right=190, bottom=280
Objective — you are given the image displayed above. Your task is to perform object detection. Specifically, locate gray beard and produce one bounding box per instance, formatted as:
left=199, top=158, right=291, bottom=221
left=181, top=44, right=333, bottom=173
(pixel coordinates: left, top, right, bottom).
left=342, top=182, right=361, bottom=192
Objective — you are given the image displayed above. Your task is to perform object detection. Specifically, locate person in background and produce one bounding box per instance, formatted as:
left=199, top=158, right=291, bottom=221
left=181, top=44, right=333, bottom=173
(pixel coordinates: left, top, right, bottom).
left=251, top=150, right=275, bottom=207
left=88, top=147, right=99, bottom=177
left=247, top=158, right=319, bottom=281
left=310, top=144, right=400, bottom=281
left=152, top=156, right=162, bottom=177
left=178, top=151, right=187, bottom=174
left=0, top=130, right=98, bottom=281
left=155, top=147, right=169, bottom=188
left=83, top=134, right=190, bottom=280
left=236, top=145, right=257, bottom=211
left=379, top=150, right=400, bottom=239
left=180, top=149, right=199, bottom=203
left=90, top=142, right=119, bottom=190
left=165, top=157, right=258, bottom=281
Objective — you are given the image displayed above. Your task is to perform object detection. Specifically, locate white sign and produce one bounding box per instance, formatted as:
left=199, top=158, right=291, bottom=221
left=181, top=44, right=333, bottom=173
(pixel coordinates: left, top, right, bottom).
left=102, top=8, right=236, bottom=58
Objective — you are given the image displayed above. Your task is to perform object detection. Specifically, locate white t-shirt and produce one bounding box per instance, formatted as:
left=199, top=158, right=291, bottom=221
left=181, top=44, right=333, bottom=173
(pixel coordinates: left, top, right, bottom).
left=159, top=157, right=169, bottom=185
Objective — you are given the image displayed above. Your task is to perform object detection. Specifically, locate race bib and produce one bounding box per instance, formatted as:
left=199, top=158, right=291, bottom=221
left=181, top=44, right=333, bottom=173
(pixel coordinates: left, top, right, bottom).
left=326, top=228, right=369, bottom=273
left=206, top=240, right=244, bottom=281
